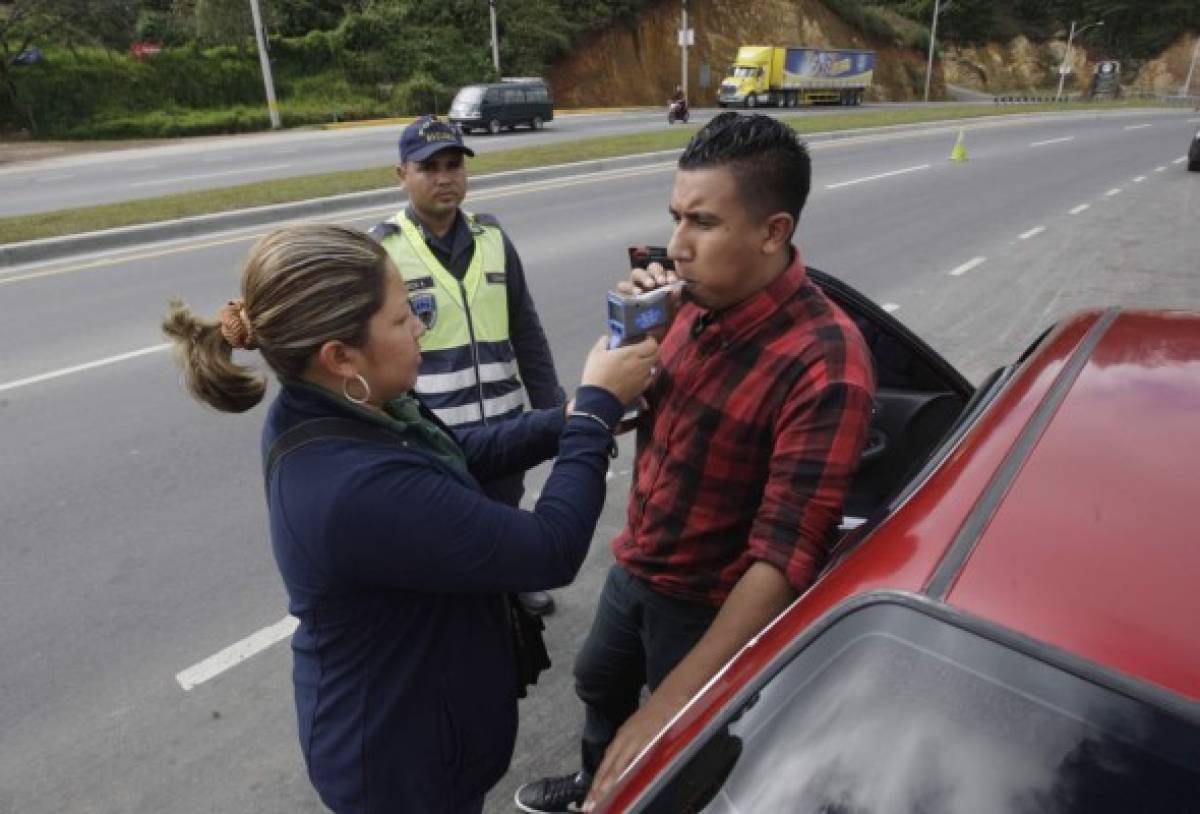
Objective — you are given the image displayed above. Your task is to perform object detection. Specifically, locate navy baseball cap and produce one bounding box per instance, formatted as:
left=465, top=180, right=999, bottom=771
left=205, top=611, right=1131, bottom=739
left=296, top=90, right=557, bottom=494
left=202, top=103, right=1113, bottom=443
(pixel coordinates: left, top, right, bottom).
left=399, top=115, right=476, bottom=163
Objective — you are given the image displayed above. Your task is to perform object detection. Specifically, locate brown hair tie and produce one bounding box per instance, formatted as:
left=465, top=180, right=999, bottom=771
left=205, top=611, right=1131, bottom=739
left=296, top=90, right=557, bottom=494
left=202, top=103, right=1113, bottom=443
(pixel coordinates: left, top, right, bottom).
left=217, top=299, right=258, bottom=350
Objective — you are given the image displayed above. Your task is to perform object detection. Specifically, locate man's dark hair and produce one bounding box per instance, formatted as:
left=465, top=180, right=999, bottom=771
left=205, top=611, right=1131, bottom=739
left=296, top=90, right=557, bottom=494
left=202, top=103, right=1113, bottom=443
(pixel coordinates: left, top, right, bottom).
left=678, top=113, right=811, bottom=228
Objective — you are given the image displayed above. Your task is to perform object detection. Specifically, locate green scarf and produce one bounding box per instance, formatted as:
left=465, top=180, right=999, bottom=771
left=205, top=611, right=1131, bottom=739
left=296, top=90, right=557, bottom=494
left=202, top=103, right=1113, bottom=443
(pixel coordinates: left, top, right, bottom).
left=286, top=378, right=468, bottom=475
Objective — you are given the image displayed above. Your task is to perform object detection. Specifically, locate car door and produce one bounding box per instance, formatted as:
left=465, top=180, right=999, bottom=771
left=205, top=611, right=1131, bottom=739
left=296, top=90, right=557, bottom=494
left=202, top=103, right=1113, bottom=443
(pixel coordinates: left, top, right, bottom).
left=807, top=268, right=974, bottom=523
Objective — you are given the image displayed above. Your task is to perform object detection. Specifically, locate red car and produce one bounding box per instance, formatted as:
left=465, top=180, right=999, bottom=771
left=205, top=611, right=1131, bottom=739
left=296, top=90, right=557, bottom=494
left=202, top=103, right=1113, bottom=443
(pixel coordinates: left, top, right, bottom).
left=596, top=271, right=1200, bottom=813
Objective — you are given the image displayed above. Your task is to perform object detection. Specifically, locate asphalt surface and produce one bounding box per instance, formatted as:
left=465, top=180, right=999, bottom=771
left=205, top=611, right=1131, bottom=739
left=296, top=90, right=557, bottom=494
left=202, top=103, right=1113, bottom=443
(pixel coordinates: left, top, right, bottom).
left=1, top=108, right=1198, bottom=814
left=0, top=102, right=983, bottom=218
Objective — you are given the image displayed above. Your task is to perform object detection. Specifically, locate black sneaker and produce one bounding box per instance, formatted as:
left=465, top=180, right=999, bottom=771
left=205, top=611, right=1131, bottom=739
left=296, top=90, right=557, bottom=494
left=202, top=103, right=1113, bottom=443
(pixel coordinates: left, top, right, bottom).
left=514, top=770, right=590, bottom=813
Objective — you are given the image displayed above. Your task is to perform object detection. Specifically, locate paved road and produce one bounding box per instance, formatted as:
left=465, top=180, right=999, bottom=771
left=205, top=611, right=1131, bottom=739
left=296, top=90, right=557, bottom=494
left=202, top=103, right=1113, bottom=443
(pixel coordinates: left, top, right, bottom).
left=0, top=102, right=990, bottom=218
left=1, top=108, right=1197, bottom=814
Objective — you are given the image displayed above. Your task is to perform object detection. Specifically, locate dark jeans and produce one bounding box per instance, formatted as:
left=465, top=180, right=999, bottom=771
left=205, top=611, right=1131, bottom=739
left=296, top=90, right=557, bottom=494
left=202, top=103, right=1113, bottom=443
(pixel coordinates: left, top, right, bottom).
left=574, top=564, right=717, bottom=777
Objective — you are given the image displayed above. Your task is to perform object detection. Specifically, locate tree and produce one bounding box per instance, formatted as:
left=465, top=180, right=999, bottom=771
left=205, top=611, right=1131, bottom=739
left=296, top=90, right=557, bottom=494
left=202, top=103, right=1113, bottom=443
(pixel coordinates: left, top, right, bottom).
left=0, top=0, right=104, bottom=131
left=194, top=0, right=254, bottom=48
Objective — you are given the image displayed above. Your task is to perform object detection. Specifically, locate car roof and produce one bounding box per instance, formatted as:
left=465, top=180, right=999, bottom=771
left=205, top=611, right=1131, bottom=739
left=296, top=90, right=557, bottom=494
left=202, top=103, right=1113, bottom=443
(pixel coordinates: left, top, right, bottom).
left=944, top=310, right=1200, bottom=699
left=808, top=309, right=1200, bottom=699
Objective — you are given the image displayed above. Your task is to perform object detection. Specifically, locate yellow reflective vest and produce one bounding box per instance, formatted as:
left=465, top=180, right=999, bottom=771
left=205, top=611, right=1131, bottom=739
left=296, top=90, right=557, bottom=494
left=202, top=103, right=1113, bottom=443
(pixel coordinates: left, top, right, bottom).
left=376, top=211, right=525, bottom=428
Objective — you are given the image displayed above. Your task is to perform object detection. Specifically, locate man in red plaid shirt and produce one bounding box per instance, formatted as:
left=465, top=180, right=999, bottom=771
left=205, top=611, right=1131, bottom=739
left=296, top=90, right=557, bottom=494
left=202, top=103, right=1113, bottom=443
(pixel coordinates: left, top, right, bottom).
left=516, top=113, right=876, bottom=814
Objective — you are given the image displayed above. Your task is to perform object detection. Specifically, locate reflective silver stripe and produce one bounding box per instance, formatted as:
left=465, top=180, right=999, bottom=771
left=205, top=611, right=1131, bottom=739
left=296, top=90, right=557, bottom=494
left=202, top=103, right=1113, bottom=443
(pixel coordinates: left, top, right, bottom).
left=416, top=361, right=518, bottom=395
left=429, top=390, right=526, bottom=427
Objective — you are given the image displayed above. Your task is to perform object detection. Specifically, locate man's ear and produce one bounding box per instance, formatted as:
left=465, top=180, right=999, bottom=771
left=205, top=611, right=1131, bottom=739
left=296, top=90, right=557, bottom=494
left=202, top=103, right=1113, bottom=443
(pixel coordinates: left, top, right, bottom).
left=762, top=212, right=796, bottom=255
left=313, top=340, right=359, bottom=380
left=395, top=163, right=407, bottom=185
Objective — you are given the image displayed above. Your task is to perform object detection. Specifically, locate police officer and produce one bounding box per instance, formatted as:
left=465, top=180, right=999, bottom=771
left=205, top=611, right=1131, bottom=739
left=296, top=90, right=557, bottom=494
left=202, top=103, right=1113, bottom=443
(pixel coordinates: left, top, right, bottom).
left=370, top=115, right=563, bottom=616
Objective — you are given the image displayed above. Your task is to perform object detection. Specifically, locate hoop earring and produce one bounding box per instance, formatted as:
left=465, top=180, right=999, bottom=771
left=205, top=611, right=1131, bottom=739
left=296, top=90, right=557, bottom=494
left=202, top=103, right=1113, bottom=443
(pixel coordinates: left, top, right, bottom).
left=342, top=373, right=372, bottom=405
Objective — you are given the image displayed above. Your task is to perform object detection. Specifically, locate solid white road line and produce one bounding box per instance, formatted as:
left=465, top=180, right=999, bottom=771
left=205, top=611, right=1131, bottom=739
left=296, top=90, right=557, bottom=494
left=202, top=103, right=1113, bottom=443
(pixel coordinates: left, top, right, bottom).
left=825, top=164, right=931, bottom=190
left=129, top=163, right=293, bottom=188
left=882, top=303, right=901, bottom=313
left=41, top=174, right=76, bottom=182
left=1029, top=136, right=1074, bottom=147
left=1123, top=124, right=1152, bottom=131
left=1069, top=204, right=1090, bottom=215
left=1019, top=226, right=1046, bottom=240
left=1105, top=188, right=1122, bottom=197
left=1133, top=175, right=1146, bottom=182
left=948, top=257, right=987, bottom=277
left=0, top=343, right=170, bottom=394
left=176, top=615, right=298, bottom=691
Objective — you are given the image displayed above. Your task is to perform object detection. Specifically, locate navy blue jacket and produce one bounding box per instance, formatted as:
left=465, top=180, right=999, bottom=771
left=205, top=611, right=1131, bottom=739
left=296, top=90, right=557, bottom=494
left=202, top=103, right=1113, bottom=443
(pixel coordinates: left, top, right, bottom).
left=262, top=381, right=621, bottom=813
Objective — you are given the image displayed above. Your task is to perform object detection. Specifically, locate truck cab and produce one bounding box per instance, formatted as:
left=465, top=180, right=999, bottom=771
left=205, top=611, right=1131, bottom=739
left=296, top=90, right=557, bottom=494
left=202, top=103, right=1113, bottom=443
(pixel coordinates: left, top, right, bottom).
left=718, top=46, right=773, bottom=108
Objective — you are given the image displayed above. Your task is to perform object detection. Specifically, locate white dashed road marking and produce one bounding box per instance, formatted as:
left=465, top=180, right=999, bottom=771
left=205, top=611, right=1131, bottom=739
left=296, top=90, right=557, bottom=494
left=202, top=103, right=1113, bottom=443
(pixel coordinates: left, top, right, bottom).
left=1133, top=176, right=1146, bottom=182
left=1123, top=124, right=1152, bottom=131
left=825, top=164, right=931, bottom=190
left=0, top=344, right=170, bottom=394
left=1173, top=157, right=1187, bottom=165
left=1019, top=226, right=1046, bottom=240
left=1069, top=204, right=1090, bottom=215
left=1105, top=188, right=1122, bottom=197
left=882, top=303, right=901, bottom=313
left=176, top=616, right=299, bottom=691
left=129, top=163, right=293, bottom=188
left=1029, top=136, right=1074, bottom=147
left=1156, top=166, right=1168, bottom=172
left=948, top=257, right=987, bottom=277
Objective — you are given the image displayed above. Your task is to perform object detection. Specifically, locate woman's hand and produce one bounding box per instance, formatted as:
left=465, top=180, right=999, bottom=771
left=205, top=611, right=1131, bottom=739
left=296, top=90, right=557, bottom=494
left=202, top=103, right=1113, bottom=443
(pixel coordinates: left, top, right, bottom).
left=580, top=335, right=659, bottom=407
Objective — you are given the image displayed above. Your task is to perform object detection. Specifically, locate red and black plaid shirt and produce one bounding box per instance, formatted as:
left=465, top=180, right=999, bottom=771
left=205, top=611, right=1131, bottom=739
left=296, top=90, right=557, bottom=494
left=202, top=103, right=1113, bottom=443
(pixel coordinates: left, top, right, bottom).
left=613, top=253, right=876, bottom=606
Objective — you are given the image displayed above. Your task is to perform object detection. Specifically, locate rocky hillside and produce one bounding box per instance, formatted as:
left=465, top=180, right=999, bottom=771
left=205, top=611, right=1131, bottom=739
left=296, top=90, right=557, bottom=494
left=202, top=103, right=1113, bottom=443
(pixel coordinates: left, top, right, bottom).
left=944, top=32, right=1199, bottom=95
left=548, top=0, right=1199, bottom=105
left=548, top=0, right=937, bottom=107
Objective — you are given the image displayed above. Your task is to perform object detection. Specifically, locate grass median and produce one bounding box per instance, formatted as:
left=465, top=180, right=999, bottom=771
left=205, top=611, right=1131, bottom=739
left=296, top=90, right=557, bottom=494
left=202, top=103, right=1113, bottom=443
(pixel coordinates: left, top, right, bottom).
left=1, top=100, right=1182, bottom=247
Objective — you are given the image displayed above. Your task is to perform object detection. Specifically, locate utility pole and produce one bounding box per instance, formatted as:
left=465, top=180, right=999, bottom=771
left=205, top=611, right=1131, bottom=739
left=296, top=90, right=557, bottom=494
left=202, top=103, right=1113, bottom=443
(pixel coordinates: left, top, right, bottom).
left=1181, top=36, right=1200, bottom=98
left=922, top=0, right=942, bottom=102
left=248, top=0, right=281, bottom=129
left=680, top=0, right=689, bottom=98
left=489, top=0, right=500, bottom=75
left=1056, top=20, right=1103, bottom=102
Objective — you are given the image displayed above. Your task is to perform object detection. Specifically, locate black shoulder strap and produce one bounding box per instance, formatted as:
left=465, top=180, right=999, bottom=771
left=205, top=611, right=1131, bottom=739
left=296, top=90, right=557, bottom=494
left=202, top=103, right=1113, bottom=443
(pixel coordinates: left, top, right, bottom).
left=367, top=221, right=400, bottom=243
left=263, top=417, right=405, bottom=500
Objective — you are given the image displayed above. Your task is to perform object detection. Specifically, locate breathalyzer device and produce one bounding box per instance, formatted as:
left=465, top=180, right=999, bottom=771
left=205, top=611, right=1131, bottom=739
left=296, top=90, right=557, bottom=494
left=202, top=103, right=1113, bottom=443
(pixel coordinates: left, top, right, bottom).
left=608, top=246, right=684, bottom=349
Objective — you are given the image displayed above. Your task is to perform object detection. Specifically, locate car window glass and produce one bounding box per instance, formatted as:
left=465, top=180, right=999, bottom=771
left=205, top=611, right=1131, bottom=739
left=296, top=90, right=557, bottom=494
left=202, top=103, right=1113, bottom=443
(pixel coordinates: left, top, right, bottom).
left=640, top=603, right=1200, bottom=814
left=503, top=88, right=524, bottom=104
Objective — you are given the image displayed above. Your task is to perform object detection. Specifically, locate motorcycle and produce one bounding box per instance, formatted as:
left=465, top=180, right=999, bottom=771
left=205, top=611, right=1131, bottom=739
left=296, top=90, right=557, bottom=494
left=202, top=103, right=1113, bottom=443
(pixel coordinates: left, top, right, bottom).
left=668, top=99, right=689, bottom=125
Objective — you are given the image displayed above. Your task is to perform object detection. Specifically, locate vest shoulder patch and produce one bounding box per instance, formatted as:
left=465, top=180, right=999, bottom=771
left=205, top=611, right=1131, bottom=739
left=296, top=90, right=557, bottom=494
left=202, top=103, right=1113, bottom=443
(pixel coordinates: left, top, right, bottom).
left=406, top=277, right=435, bottom=292
left=368, top=221, right=400, bottom=243
left=473, top=212, right=501, bottom=229
left=485, top=272, right=506, bottom=285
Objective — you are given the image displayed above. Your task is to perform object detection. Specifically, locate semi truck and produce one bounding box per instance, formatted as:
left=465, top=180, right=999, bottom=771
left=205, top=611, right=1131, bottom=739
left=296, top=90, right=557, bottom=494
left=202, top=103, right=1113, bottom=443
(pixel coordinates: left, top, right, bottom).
left=717, top=46, right=876, bottom=108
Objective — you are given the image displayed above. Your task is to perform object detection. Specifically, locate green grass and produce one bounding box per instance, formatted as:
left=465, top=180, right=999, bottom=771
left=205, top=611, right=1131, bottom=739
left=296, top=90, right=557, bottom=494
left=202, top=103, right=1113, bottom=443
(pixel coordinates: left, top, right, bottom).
left=0, top=100, right=1180, bottom=246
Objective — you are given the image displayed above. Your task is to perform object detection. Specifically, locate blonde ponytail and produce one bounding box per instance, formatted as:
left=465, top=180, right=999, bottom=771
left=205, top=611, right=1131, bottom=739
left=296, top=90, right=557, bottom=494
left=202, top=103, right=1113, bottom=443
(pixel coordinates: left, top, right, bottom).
left=162, top=298, right=267, bottom=413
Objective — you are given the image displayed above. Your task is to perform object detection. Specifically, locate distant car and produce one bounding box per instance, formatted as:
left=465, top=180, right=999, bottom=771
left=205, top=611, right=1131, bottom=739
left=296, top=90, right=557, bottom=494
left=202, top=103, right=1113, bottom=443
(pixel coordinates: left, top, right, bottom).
left=595, top=270, right=1200, bottom=813
left=1189, top=128, right=1199, bottom=171
left=448, top=78, right=553, bottom=136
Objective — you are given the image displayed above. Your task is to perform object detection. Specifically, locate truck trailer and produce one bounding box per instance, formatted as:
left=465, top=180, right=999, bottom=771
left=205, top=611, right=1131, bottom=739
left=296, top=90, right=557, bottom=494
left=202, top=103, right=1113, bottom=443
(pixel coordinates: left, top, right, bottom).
left=718, top=46, right=876, bottom=108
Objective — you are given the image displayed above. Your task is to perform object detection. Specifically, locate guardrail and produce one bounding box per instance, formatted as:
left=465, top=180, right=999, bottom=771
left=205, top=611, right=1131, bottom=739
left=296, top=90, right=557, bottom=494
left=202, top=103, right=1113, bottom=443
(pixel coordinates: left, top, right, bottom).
left=993, top=93, right=1200, bottom=106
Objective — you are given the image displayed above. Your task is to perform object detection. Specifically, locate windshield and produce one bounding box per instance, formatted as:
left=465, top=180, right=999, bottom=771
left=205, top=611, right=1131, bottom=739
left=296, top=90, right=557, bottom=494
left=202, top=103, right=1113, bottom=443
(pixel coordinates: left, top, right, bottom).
left=729, top=66, right=759, bottom=79
left=640, top=602, right=1200, bottom=813
left=452, top=86, right=484, bottom=107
